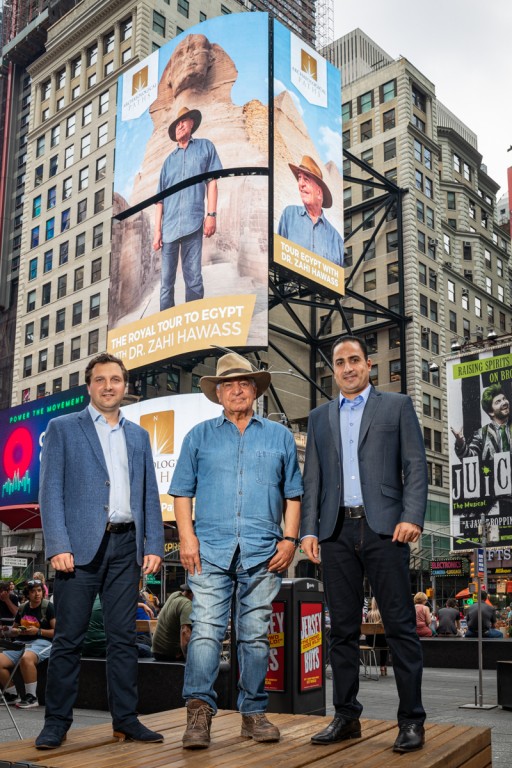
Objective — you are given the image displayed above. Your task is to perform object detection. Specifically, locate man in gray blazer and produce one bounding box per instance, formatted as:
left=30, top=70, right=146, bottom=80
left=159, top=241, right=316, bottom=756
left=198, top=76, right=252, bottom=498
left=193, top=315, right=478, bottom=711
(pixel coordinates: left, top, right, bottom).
left=36, top=353, right=165, bottom=750
left=301, top=336, right=427, bottom=753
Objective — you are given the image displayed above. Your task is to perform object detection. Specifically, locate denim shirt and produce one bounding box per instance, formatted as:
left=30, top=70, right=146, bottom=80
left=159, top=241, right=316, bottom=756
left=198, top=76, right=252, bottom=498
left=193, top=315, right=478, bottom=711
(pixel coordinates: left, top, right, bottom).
left=170, top=412, right=303, bottom=570
left=158, top=137, right=222, bottom=243
left=278, top=205, right=344, bottom=265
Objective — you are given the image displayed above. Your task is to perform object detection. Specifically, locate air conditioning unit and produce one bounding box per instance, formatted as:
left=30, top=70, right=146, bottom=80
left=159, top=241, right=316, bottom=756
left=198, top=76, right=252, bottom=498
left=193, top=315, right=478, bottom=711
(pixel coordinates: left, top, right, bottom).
left=463, top=241, right=471, bottom=247
left=428, top=238, right=439, bottom=246
left=444, top=261, right=452, bottom=268
left=461, top=288, right=469, bottom=297
left=421, top=326, right=430, bottom=334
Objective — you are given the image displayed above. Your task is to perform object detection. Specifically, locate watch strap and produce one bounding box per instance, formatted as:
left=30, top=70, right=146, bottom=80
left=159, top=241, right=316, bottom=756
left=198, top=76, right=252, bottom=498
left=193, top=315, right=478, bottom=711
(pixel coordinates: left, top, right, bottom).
left=283, top=536, right=300, bottom=546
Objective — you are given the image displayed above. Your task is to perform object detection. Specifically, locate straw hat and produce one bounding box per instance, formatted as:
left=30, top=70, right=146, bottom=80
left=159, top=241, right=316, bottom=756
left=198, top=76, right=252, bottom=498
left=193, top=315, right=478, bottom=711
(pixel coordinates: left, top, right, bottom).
left=200, top=352, right=271, bottom=404
left=288, top=155, right=333, bottom=208
left=168, top=106, right=202, bottom=141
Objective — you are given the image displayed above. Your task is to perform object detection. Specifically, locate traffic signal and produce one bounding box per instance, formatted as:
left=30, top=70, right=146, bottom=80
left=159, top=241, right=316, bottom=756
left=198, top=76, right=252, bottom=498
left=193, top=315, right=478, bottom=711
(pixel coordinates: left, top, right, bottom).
left=425, top=587, right=433, bottom=599
left=468, top=580, right=479, bottom=594
left=469, top=560, right=475, bottom=578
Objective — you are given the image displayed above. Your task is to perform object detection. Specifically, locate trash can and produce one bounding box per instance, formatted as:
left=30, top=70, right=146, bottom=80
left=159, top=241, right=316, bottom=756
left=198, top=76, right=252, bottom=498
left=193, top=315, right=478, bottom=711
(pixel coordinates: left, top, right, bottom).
left=265, top=577, right=326, bottom=715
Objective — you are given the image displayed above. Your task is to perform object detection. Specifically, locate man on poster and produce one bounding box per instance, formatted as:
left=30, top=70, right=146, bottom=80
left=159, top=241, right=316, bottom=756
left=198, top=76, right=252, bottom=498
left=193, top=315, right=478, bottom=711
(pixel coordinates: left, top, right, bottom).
left=278, top=155, right=344, bottom=266
left=153, top=106, right=222, bottom=310
left=171, top=352, right=302, bottom=749
left=451, top=384, right=511, bottom=460
left=301, top=335, right=427, bottom=753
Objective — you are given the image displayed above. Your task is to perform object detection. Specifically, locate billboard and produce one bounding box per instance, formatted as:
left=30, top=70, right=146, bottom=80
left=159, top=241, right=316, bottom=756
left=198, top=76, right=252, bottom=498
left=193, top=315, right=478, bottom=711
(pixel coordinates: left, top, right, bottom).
left=121, top=393, right=221, bottom=521
left=0, top=388, right=87, bottom=512
left=447, top=344, right=512, bottom=550
left=108, top=13, right=270, bottom=369
left=272, top=20, right=344, bottom=296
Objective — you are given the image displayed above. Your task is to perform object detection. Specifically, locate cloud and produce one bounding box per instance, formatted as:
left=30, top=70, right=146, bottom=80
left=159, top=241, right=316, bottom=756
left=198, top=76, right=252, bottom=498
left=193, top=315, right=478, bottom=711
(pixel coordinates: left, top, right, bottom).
left=319, top=125, right=342, bottom=165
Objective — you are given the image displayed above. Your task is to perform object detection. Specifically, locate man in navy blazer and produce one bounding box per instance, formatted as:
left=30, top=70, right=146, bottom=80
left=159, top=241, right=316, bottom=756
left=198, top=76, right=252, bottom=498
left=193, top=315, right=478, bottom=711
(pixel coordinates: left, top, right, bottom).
left=36, top=353, right=165, bottom=749
left=301, top=336, right=427, bottom=753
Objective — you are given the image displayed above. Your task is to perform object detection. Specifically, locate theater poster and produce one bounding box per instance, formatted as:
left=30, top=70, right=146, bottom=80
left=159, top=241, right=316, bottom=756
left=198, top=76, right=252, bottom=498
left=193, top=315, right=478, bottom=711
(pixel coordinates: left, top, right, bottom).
left=272, top=20, right=344, bottom=298
left=108, top=13, right=270, bottom=369
left=448, top=344, right=512, bottom=550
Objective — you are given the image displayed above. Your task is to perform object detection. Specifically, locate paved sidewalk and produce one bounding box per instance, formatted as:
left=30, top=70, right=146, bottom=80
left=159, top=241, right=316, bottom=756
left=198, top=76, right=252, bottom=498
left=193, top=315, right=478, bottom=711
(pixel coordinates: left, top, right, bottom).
left=1, top=667, right=510, bottom=765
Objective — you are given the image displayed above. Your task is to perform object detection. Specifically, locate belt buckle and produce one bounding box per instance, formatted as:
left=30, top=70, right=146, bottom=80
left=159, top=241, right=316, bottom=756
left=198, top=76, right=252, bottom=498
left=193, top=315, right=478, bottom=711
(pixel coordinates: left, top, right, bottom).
left=347, top=505, right=364, bottom=519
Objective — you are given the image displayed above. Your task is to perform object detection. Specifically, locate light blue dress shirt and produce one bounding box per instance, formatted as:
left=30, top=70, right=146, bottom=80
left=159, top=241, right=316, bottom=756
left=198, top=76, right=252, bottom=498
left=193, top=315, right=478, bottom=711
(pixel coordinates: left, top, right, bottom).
left=278, top=205, right=344, bottom=265
left=170, top=412, right=303, bottom=570
left=339, top=384, right=372, bottom=506
left=158, top=137, right=222, bottom=243
left=88, top=404, right=132, bottom=523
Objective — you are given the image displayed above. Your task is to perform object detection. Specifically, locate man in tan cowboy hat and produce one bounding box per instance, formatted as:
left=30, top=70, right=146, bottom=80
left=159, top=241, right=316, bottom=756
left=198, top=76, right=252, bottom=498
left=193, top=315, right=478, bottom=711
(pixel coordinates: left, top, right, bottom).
left=278, top=155, right=344, bottom=265
left=153, top=105, right=222, bottom=310
left=170, top=352, right=303, bottom=750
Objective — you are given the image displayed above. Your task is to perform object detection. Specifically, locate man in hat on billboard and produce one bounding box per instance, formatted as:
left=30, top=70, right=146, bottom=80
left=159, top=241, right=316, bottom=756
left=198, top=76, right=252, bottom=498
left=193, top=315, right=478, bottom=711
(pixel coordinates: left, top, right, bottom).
left=153, top=106, right=222, bottom=311
left=278, top=155, right=344, bottom=266
left=170, top=352, right=303, bottom=749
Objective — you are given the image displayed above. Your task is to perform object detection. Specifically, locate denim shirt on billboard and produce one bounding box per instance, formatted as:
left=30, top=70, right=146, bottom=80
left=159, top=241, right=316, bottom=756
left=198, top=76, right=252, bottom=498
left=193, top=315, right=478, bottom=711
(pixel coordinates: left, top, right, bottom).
left=158, top=137, right=222, bottom=243
left=170, top=412, right=303, bottom=570
left=278, top=205, right=344, bottom=265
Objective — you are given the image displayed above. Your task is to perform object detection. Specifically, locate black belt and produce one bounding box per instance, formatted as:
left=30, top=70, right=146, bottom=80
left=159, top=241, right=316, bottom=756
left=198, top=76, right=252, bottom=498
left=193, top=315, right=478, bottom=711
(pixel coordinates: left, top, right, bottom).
left=105, top=521, right=135, bottom=533
left=341, top=505, right=366, bottom=519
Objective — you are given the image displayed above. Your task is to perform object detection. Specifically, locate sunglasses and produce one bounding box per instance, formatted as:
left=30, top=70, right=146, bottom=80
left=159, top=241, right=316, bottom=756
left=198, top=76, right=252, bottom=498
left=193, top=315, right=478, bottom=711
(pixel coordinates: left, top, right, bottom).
left=26, top=579, right=43, bottom=588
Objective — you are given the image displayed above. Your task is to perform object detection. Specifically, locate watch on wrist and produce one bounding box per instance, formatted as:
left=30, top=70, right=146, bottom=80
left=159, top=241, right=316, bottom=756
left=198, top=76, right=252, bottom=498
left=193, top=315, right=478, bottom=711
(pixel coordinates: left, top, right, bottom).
left=37, top=629, right=42, bottom=638
left=206, top=212, right=217, bottom=217
left=283, top=536, right=300, bottom=547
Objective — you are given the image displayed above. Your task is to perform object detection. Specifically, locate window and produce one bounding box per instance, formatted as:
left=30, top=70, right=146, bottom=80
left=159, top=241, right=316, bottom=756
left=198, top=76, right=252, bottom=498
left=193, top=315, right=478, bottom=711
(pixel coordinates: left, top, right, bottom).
left=153, top=10, right=165, bottom=36
left=381, top=79, right=396, bottom=102
left=431, top=331, right=439, bottom=355
left=447, top=280, right=455, bottom=303
left=364, top=269, right=376, bottom=291
left=87, top=44, right=97, bottom=68
left=462, top=291, right=469, bottom=311
left=59, top=241, right=69, bottom=265
left=484, top=248, right=491, bottom=269
left=423, top=393, right=431, bottom=417
left=77, top=199, right=87, bottom=223
left=443, top=233, right=451, bottom=255
left=486, top=276, right=492, bottom=295
left=65, top=145, right=74, bottom=168
left=25, top=322, right=34, bottom=345
left=419, top=262, right=426, bottom=285
left=63, top=176, right=73, bottom=200
left=99, top=91, right=109, bottom=115
left=200, top=11, right=207, bottom=22
left=88, top=72, right=97, bottom=88
left=94, top=188, right=105, bottom=213
left=98, top=122, right=108, bottom=147
left=53, top=378, right=62, bottom=394
left=42, top=283, right=51, bottom=305
left=36, top=136, right=45, bottom=157
left=71, top=56, right=81, bottom=78
left=33, top=195, right=42, bottom=217
left=45, top=217, right=55, bottom=240
left=344, top=187, right=352, bottom=207
left=433, top=397, right=441, bottom=420
left=69, top=372, right=80, bottom=388
left=389, top=327, right=400, bottom=349
left=383, top=138, right=396, bottom=161
left=415, top=170, right=423, bottom=192
left=498, top=284, right=504, bottom=303
left=412, top=86, right=426, bottom=111
left=416, top=200, right=424, bottom=223
left=389, top=360, right=401, bottom=383
left=35, top=164, right=43, bottom=186
left=417, top=230, right=426, bottom=253
left=104, top=60, right=114, bottom=76
left=449, top=310, right=457, bottom=333
left=383, top=109, right=395, bottom=131
left=66, top=114, right=76, bottom=137
left=31, top=226, right=40, bottom=248
left=82, top=102, right=92, bottom=127
left=72, top=301, right=83, bottom=326
left=425, top=177, right=433, bottom=199
left=49, top=155, right=58, bottom=176
left=369, top=365, right=378, bottom=387
left=487, top=304, right=495, bottom=324
left=57, top=68, right=66, bottom=89
left=57, top=274, right=67, bottom=298
left=76, top=232, right=86, bottom=258
left=362, top=208, right=375, bottom=230
left=420, top=294, right=428, bottom=317
left=121, top=17, right=132, bottom=40
left=79, top=167, right=89, bottom=190
left=38, top=349, right=48, bottom=373
left=90, top=293, right=100, bottom=319
left=426, top=207, right=435, bottom=229
left=429, top=299, right=438, bottom=322
left=55, top=308, right=66, bottom=333
left=81, top=134, right=91, bottom=158
left=23, top=355, right=33, bottom=378
left=358, top=91, right=373, bottom=114
left=412, top=114, right=425, bottom=132
left=363, top=239, right=375, bottom=261
left=497, top=257, right=504, bottom=277
left=221, top=4, right=232, bottom=13
left=90, top=258, right=102, bottom=285
left=43, top=250, right=53, bottom=273
left=74, top=266, right=84, bottom=291
left=423, top=147, right=432, bottom=169
left=361, top=148, right=373, bottom=166
left=96, top=155, right=107, bottom=180
left=447, top=191, right=456, bottom=210
left=422, top=361, right=430, bottom=385
left=362, top=183, right=373, bottom=201
left=56, top=96, right=65, bottom=112
left=342, top=102, right=352, bottom=121
left=463, top=162, right=471, bottom=182
left=71, top=337, right=81, bottom=361
left=42, top=79, right=51, bottom=100
left=360, top=119, right=372, bottom=141
left=178, top=0, right=189, bottom=17
left=92, top=224, right=103, bottom=249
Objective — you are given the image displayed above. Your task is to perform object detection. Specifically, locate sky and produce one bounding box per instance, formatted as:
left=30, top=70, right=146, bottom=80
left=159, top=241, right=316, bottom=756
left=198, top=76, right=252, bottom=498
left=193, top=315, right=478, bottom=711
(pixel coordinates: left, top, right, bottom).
left=333, top=0, right=512, bottom=196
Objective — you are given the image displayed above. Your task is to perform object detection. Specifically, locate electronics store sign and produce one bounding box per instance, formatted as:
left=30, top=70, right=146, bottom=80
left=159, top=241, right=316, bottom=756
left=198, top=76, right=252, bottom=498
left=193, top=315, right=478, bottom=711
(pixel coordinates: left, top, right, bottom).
left=430, top=560, right=466, bottom=577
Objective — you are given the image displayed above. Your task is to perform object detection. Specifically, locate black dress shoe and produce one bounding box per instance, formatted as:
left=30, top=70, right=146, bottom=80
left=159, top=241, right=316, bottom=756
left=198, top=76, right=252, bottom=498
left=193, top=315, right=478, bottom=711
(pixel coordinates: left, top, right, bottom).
left=311, top=715, right=361, bottom=744
left=113, top=720, right=164, bottom=742
left=393, top=723, right=425, bottom=753
left=35, top=726, right=67, bottom=750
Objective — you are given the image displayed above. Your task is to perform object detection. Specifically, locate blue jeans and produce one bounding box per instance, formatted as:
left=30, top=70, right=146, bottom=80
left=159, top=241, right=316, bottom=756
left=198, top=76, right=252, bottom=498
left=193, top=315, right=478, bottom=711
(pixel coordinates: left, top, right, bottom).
left=184, top=553, right=281, bottom=714
left=465, top=628, right=503, bottom=638
left=160, top=227, right=204, bottom=310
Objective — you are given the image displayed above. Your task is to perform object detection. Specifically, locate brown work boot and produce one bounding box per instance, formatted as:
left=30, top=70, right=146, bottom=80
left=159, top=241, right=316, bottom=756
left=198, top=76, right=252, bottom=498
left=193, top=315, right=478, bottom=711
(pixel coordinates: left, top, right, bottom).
left=241, top=713, right=280, bottom=742
left=182, top=698, right=214, bottom=749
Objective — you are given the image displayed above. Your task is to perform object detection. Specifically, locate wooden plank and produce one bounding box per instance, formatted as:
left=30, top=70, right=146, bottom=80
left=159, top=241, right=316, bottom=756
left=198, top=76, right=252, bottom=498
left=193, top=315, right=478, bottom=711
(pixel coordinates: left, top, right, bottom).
left=0, top=709, right=492, bottom=768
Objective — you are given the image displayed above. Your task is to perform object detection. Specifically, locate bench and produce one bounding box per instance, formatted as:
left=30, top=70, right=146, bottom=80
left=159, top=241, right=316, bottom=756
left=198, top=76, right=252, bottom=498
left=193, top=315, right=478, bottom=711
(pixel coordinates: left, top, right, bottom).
left=31, top=657, right=232, bottom=713
left=421, top=637, right=512, bottom=669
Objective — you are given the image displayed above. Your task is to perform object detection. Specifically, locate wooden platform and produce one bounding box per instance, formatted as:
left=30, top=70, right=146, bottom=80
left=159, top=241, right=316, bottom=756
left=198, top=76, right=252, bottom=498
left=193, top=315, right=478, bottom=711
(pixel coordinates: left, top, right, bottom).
left=0, top=708, right=491, bottom=768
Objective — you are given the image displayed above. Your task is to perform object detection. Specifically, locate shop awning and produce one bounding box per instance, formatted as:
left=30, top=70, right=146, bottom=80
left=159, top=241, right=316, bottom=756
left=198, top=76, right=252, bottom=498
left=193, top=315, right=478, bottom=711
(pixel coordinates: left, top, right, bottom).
left=0, top=504, right=41, bottom=531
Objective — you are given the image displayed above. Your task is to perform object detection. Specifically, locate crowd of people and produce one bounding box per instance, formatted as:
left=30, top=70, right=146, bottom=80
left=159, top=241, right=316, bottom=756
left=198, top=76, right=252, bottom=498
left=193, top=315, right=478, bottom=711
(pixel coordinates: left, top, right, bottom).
left=1, top=346, right=510, bottom=757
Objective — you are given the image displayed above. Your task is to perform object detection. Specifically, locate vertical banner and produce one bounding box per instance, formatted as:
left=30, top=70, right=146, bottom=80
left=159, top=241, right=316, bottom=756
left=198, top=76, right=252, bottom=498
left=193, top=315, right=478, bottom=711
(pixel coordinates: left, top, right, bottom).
left=265, top=600, right=285, bottom=691
left=300, top=601, right=323, bottom=691
left=448, top=344, right=512, bottom=549
left=273, top=20, right=344, bottom=297
left=108, top=13, right=270, bottom=368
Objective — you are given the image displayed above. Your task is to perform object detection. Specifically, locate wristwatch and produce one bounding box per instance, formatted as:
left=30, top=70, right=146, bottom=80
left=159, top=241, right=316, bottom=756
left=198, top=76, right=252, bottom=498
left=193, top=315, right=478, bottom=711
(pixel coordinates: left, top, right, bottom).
left=283, top=536, right=300, bottom=547
left=37, top=629, right=42, bottom=638
left=206, top=212, right=217, bottom=217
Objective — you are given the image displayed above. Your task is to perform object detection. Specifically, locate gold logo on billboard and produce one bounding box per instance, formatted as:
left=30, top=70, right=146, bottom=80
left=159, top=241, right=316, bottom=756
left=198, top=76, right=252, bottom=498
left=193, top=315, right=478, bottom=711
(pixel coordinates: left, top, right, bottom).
left=301, top=51, right=317, bottom=81
left=140, top=411, right=174, bottom=455
left=132, top=66, right=148, bottom=94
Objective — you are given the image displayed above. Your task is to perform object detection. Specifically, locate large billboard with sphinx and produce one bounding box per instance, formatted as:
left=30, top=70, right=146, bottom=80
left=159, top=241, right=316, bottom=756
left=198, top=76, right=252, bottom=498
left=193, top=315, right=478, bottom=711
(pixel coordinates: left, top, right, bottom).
left=447, top=343, right=512, bottom=550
